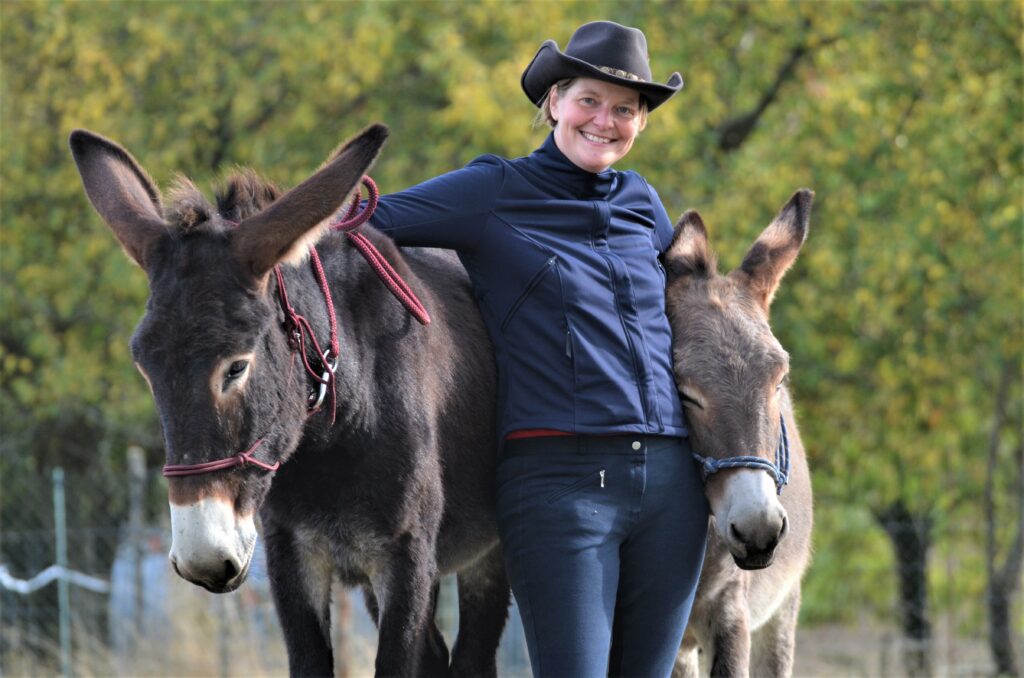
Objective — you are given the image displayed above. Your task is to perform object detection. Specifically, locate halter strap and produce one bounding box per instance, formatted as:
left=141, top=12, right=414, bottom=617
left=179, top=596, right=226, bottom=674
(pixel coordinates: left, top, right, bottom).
left=274, top=247, right=339, bottom=421
left=691, top=415, right=791, bottom=495
left=162, top=440, right=279, bottom=477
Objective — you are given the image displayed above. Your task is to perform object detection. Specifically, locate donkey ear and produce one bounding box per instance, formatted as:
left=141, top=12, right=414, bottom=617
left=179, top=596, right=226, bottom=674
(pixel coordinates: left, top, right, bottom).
left=733, top=189, right=813, bottom=311
left=69, top=129, right=166, bottom=269
left=232, top=124, right=389, bottom=280
left=663, top=210, right=716, bottom=280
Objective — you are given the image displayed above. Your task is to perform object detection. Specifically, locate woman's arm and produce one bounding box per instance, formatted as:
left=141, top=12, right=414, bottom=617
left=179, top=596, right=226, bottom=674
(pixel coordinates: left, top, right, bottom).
left=370, top=156, right=506, bottom=253
left=644, top=181, right=676, bottom=254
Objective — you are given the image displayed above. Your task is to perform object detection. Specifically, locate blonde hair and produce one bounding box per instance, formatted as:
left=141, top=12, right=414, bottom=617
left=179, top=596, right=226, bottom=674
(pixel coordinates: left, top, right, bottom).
left=532, top=78, right=650, bottom=131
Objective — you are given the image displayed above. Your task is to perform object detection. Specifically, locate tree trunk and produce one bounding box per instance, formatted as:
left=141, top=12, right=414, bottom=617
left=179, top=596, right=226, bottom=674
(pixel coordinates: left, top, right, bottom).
left=988, top=569, right=1021, bottom=678
left=984, top=364, right=1022, bottom=676
left=877, top=500, right=933, bottom=677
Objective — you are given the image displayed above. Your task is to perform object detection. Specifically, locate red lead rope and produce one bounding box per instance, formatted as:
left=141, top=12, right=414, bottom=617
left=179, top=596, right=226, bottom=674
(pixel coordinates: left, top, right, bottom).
left=333, top=177, right=431, bottom=326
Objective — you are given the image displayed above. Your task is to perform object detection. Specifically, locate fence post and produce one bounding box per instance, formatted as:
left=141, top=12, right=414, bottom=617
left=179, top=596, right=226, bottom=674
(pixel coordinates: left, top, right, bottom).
left=127, top=446, right=146, bottom=653
left=52, top=467, right=72, bottom=677
left=218, top=596, right=230, bottom=678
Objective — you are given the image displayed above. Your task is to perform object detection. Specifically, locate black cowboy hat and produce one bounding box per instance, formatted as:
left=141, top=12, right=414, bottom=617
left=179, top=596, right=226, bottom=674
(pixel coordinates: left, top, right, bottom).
left=521, top=21, right=683, bottom=111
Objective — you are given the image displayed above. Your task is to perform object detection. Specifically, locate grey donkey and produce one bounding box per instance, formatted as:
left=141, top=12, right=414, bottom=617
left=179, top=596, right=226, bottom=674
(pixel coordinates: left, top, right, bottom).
left=665, top=191, right=815, bottom=677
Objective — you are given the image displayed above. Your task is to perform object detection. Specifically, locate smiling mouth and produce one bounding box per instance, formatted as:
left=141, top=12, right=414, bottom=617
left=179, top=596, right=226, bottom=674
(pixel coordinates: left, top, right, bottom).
left=580, top=131, right=615, bottom=145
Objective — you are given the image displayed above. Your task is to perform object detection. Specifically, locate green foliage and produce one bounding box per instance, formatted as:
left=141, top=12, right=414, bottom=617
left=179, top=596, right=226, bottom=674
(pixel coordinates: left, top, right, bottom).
left=1, top=0, right=1020, bottom=629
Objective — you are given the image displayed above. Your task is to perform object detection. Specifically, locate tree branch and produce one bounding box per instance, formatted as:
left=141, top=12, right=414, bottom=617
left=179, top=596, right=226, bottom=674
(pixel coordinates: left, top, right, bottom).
left=985, top=356, right=1023, bottom=676
left=715, top=17, right=817, bottom=153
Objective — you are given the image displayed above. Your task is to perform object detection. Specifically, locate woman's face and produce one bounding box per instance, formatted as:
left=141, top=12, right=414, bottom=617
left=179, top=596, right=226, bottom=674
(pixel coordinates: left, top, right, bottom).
left=549, top=78, right=644, bottom=173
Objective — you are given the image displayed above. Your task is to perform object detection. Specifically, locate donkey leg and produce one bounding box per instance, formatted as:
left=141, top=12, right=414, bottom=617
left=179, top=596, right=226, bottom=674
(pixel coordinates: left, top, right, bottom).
left=371, top=534, right=438, bottom=677
left=419, top=581, right=451, bottom=678
left=363, top=551, right=447, bottom=675
left=672, top=628, right=702, bottom=678
left=263, top=520, right=335, bottom=677
left=358, top=536, right=446, bottom=675
left=708, top=588, right=751, bottom=678
left=449, top=545, right=510, bottom=678
left=751, top=586, right=801, bottom=678
left=363, top=584, right=380, bottom=626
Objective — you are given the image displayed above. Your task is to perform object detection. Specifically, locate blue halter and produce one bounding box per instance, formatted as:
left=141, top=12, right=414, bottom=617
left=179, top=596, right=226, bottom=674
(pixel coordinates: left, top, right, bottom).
left=691, top=415, right=791, bottom=495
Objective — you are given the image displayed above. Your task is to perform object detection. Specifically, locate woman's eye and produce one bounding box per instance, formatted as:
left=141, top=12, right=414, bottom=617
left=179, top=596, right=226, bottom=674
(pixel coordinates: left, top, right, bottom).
left=616, top=106, right=636, bottom=118
left=579, top=97, right=596, bottom=105
left=226, top=360, right=248, bottom=381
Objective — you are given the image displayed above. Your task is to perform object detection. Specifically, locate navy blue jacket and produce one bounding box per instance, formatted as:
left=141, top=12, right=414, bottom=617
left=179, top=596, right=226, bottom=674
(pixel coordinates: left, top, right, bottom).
left=371, top=134, right=687, bottom=441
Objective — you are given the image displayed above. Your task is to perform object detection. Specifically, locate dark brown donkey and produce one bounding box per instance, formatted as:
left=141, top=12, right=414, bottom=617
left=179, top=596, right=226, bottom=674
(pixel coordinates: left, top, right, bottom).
left=664, top=191, right=815, bottom=677
left=69, top=126, right=508, bottom=676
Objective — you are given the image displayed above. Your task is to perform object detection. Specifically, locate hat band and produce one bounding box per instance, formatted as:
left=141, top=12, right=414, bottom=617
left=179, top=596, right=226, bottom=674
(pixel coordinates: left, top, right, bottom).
left=596, top=65, right=646, bottom=82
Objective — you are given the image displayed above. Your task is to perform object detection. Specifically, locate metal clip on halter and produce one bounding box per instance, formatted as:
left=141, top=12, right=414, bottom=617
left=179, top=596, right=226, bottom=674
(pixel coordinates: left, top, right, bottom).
left=309, top=350, right=340, bottom=411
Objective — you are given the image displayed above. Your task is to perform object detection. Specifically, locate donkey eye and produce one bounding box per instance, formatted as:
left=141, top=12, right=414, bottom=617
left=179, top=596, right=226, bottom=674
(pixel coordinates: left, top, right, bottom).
left=776, top=374, right=790, bottom=391
left=680, top=391, right=704, bottom=409
left=226, top=360, right=248, bottom=381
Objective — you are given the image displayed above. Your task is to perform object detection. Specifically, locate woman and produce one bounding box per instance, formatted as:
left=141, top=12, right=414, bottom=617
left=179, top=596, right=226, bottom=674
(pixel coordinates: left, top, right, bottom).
left=369, top=21, right=708, bottom=677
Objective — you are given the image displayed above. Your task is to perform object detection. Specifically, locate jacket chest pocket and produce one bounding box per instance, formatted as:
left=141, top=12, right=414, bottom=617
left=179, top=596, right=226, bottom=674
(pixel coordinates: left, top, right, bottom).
left=499, top=254, right=558, bottom=331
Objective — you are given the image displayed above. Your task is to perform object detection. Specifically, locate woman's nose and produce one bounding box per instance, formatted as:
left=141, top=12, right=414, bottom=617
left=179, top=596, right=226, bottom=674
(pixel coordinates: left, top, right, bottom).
left=592, top=105, right=613, bottom=129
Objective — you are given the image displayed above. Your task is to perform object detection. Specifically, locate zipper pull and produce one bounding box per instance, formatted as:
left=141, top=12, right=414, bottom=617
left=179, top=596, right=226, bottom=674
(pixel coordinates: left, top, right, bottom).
left=599, top=469, right=605, bottom=488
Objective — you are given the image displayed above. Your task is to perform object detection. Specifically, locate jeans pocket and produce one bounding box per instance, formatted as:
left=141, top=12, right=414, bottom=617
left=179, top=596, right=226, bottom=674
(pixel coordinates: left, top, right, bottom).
left=545, top=467, right=606, bottom=505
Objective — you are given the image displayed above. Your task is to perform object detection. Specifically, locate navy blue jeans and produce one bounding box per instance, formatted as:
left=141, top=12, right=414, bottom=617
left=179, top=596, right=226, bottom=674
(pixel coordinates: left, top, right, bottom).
left=497, top=435, right=709, bottom=677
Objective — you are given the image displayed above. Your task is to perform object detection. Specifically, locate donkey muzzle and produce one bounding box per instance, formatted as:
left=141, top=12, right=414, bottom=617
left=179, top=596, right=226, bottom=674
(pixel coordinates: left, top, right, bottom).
left=168, top=498, right=257, bottom=593
left=714, top=469, right=788, bottom=569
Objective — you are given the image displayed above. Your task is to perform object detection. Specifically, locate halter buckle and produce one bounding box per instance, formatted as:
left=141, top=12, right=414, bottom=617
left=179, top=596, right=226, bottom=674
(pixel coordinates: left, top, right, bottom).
left=308, top=350, right=339, bottom=411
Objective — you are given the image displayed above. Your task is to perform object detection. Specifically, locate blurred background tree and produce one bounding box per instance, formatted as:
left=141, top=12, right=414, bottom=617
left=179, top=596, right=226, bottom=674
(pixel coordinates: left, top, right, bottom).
left=1, top=1, right=1020, bottom=674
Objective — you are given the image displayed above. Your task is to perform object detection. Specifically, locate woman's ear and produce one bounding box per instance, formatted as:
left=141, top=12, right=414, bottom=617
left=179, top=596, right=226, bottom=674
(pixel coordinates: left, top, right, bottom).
left=548, top=85, right=560, bottom=122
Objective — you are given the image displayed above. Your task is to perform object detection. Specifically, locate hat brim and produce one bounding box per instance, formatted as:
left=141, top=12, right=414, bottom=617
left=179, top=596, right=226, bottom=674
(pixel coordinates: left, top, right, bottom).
left=521, top=40, right=683, bottom=112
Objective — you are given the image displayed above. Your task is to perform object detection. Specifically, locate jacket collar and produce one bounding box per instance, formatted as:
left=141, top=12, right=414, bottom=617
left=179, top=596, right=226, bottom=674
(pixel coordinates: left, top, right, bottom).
left=527, top=133, right=618, bottom=199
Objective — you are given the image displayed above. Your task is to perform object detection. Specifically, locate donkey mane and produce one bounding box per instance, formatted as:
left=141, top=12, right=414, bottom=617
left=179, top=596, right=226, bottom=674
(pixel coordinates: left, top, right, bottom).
left=216, top=168, right=282, bottom=221
left=162, top=169, right=282, bottom=234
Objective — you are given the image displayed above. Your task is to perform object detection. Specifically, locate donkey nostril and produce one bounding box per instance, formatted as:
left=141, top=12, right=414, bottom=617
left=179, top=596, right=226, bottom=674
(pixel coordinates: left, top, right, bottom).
left=779, top=515, right=789, bottom=539
left=730, top=523, right=744, bottom=543
left=223, top=559, right=240, bottom=581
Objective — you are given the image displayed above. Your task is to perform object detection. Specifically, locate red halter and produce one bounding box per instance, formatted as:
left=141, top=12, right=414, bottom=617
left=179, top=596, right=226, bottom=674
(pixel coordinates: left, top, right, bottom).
left=163, top=439, right=279, bottom=477
left=161, top=176, right=430, bottom=478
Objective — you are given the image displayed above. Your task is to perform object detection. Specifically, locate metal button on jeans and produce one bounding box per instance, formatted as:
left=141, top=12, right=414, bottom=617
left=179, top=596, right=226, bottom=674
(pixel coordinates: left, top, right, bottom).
left=631, top=440, right=642, bottom=450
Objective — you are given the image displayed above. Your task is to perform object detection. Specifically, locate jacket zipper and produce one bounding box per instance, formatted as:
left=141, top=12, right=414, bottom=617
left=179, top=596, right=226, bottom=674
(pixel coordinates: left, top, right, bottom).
left=599, top=253, right=652, bottom=425
left=501, top=256, right=557, bottom=331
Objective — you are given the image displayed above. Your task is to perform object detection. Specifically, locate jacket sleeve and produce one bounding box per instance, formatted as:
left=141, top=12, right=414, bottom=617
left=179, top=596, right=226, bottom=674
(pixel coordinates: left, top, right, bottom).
left=369, top=155, right=505, bottom=253
left=644, top=181, right=676, bottom=254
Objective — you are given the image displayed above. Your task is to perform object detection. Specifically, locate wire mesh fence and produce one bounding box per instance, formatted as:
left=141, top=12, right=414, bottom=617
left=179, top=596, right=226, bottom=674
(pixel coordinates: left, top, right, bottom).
left=0, top=460, right=532, bottom=677
left=1, top=456, right=1019, bottom=677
